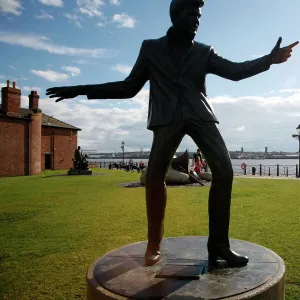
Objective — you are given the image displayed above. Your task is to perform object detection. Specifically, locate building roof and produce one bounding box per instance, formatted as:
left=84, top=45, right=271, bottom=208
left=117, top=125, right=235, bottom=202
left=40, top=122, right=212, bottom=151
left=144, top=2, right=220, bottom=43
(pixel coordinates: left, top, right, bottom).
left=0, top=106, right=81, bottom=131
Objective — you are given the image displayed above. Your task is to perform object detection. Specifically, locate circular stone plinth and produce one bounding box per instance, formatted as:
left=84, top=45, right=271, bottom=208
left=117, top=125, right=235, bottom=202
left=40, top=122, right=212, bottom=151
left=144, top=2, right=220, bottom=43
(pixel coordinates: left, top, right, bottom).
left=87, top=237, right=285, bottom=300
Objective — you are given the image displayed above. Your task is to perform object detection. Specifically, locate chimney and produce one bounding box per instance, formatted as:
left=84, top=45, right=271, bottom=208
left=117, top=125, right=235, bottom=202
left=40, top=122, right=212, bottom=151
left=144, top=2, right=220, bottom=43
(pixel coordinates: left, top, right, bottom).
left=1, top=80, right=21, bottom=117
left=29, top=90, right=40, bottom=109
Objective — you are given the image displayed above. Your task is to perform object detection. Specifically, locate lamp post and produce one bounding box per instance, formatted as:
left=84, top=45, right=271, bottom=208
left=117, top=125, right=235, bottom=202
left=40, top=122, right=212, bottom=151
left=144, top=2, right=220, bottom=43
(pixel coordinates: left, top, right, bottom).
left=121, top=141, right=125, bottom=165
left=292, top=124, right=300, bottom=178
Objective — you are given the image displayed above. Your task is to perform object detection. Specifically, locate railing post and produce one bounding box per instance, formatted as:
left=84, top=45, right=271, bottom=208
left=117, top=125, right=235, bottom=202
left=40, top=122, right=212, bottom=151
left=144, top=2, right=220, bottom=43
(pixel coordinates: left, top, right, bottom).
left=260, top=164, right=262, bottom=176
left=287, top=167, right=289, bottom=177
left=277, top=164, right=279, bottom=177
left=268, top=167, right=271, bottom=176
left=296, top=164, right=299, bottom=178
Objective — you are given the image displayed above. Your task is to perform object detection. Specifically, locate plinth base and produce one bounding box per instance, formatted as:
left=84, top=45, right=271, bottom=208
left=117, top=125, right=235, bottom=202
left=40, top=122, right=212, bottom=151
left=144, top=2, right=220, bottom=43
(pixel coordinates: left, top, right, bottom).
left=67, top=169, right=92, bottom=175
left=87, top=237, right=285, bottom=299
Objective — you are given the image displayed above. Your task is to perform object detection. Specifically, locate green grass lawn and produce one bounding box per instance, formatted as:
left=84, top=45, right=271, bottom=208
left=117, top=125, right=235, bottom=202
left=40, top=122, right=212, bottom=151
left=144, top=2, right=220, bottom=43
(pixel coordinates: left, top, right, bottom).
left=0, top=169, right=299, bottom=299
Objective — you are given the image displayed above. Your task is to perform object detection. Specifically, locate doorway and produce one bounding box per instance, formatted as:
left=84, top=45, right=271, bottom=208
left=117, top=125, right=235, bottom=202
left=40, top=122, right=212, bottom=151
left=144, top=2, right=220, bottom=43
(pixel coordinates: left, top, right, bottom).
left=45, top=153, right=51, bottom=170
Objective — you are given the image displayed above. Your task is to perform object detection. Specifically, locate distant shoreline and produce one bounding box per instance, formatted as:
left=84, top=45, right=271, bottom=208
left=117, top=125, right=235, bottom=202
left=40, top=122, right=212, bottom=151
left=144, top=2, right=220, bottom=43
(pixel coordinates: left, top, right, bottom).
left=87, top=156, right=298, bottom=160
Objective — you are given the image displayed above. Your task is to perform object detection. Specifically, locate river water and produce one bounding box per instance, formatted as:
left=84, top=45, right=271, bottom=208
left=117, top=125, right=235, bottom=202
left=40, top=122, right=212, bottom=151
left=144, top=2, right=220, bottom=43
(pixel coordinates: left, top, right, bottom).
left=88, top=158, right=300, bottom=177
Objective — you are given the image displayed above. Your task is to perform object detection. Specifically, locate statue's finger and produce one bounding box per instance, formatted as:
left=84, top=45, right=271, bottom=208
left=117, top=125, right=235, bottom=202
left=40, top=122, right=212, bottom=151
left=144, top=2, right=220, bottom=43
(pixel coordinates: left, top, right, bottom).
left=55, top=97, right=65, bottom=102
left=275, top=37, right=282, bottom=49
left=49, top=94, right=59, bottom=98
left=287, top=41, right=299, bottom=49
left=46, top=87, right=59, bottom=93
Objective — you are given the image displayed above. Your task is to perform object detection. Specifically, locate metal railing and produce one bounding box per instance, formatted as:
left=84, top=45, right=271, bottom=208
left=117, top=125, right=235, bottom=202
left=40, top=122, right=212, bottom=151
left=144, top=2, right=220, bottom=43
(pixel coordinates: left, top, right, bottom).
left=89, top=161, right=299, bottom=178
left=233, top=164, right=299, bottom=178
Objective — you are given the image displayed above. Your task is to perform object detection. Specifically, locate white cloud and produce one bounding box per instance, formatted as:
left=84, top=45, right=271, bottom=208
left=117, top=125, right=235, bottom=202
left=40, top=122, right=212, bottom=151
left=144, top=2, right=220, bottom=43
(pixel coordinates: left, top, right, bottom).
left=280, top=88, right=300, bottom=93
left=64, top=13, right=83, bottom=28
left=37, top=0, right=63, bottom=7
left=36, top=10, right=54, bottom=19
left=23, top=86, right=42, bottom=92
left=112, top=64, right=132, bottom=75
left=0, top=74, right=4, bottom=79
left=9, top=65, right=15, bottom=69
left=236, top=126, right=245, bottom=132
left=96, top=21, right=105, bottom=27
left=76, top=0, right=105, bottom=18
left=0, top=0, right=23, bottom=15
left=36, top=88, right=300, bottom=152
left=110, top=0, right=120, bottom=5
left=39, top=88, right=151, bottom=150
left=31, top=69, right=69, bottom=82
left=112, top=13, right=136, bottom=28
left=0, top=31, right=112, bottom=57
left=62, top=66, right=81, bottom=76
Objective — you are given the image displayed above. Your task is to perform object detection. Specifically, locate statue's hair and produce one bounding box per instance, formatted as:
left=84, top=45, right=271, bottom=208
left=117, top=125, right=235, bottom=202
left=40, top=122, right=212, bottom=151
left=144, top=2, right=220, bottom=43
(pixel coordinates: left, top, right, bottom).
left=170, top=0, right=204, bottom=23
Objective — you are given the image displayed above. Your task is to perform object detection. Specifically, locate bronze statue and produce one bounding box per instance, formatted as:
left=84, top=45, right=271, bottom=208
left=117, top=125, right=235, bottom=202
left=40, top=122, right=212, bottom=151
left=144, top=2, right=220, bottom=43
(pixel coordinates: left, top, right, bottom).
left=74, top=146, right=82, bottom=169
left=47, top=0, right=298, bottom=268
left=71, top=146, right=90, bottom=173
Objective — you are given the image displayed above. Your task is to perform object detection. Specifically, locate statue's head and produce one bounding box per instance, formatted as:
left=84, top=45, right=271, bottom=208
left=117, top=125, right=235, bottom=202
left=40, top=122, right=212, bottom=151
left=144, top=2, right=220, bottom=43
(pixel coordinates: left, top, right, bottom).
left=78, top=146, right=81, bottom=150
left=170, top=0, right=204, bottom=38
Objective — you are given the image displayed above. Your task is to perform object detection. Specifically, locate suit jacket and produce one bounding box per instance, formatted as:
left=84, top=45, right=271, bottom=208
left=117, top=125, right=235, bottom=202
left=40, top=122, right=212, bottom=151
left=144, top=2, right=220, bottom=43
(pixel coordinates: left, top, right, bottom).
left=86, top=29, right=272, bottom=130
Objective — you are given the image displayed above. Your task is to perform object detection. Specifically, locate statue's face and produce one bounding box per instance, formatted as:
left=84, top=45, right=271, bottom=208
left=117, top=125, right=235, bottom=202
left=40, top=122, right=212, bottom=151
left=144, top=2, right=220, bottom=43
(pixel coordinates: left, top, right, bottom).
left=173, top=5, right=201, bottom=37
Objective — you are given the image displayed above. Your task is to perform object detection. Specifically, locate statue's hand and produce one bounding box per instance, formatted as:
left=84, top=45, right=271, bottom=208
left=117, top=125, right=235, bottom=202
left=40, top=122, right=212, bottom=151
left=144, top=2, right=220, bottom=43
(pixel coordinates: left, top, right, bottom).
left=270, top=37, right=299, bottom=64
left=46, top=86, right=82, bottom=102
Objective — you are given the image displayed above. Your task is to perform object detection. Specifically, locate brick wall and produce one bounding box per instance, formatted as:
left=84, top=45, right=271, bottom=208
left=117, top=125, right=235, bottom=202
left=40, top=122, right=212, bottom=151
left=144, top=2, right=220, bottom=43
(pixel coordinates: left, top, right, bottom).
left=41, top=126, right=78, bottom=170
left=0, top=117, right=30, bottom=177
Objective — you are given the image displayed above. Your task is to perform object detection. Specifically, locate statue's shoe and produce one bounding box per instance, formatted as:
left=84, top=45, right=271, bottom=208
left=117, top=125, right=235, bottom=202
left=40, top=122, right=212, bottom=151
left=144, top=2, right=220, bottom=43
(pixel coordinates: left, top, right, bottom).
left=208, top=247, right=249, bottom=267
left=144, top=249, right=162, bottom=267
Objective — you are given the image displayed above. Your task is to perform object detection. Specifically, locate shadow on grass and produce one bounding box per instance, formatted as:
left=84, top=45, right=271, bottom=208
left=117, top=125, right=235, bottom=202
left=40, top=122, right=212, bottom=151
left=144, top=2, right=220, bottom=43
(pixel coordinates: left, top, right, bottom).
left=118, top=181, right=211, bottom=188
left=37, top=173, right=109, bottom=179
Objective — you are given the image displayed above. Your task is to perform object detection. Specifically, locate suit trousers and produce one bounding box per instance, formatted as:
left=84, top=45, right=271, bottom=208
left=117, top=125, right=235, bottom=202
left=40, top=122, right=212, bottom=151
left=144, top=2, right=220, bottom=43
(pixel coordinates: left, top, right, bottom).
left=145, top=99, right=234, bottom=253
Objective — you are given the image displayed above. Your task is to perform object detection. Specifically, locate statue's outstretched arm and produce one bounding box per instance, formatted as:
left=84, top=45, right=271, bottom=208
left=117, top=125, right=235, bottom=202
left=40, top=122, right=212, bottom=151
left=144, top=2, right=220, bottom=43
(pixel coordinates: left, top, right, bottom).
left=46, top=41, right=149, bottom=102
left=86, top=41, right=149, bottom=100
left=207, top=37, right=298, bottom=81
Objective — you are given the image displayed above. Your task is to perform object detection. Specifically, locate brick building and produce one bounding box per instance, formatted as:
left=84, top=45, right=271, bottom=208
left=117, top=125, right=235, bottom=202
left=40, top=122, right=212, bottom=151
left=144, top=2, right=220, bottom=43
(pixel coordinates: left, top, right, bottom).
left=0, top=80, right=81, bottom=177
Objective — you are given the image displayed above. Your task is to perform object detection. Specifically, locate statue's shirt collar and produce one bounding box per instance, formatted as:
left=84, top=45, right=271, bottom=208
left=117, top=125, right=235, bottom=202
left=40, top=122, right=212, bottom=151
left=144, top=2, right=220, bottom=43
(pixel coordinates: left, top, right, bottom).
left=166, top=27, right=195, bottom=47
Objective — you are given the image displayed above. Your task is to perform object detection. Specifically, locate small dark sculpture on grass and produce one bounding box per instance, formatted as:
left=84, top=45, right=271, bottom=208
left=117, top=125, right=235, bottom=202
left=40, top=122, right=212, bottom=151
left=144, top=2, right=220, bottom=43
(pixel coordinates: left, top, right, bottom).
left=68, top=146, right=92, bottom=175
left=47, top=0, right=298, bottom=268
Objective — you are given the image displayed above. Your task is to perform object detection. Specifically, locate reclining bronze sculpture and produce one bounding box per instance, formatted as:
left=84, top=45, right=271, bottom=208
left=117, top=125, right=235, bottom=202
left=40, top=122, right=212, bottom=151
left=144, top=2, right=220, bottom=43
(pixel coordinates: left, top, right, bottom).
left=47, top=0, right=298, bottom=268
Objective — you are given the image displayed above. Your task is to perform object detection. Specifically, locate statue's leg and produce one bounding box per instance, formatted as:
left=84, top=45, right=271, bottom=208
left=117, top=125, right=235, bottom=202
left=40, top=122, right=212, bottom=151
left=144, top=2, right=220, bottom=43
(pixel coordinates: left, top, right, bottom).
left=187, top=120, right=248, bottom=267
left=145, top=123, right=184, bottom=266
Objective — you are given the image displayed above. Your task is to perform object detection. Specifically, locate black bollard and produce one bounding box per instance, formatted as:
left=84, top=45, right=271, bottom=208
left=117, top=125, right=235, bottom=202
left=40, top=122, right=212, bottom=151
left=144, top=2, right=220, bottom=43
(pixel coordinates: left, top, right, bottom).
left=287, top=167, right=288, bottom=177
left=260, top=164, right=262, bottom=176
left=277, top=164, right=279, bottom=177
left=268, top=167, right=271, bottom=176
